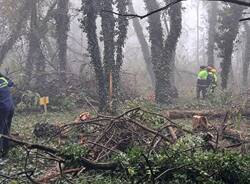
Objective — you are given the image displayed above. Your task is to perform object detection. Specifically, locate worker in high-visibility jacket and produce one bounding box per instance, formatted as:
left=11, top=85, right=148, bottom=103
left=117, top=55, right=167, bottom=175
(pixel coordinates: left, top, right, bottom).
left=0, top=74, right=14, bottom=157
left=196, top=66, right=209, bottom=99
left=207, top=67, right=218, bottom=93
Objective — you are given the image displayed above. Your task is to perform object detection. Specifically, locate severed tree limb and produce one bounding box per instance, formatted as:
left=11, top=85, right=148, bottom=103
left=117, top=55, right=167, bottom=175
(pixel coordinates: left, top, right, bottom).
left=0, top=134, right=58, bottom=154
left=0, top=134, right=121, bottom=171
left=102, top=0, right=184, bottom=19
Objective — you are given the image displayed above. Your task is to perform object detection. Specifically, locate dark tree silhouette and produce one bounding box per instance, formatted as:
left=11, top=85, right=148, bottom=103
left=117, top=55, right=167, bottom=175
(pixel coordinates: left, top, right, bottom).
left=207, top=2, right=218, bottom=67
left=55, top=0, right=70, bottom=85
left=113, top=0, right=129, bottom=110
left=215, top=3, right=244, bottom=89
left=25, top=0, right=46, bottom=93
left=81, top=0, right=129, bottom=112
left=144, top=0, right=182, bottom=104
left=81, top=0, right=107, bottom=112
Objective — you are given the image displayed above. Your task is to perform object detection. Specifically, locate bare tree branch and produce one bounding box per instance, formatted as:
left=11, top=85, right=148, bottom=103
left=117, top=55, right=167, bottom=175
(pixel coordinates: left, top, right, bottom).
left=102, top=0, right=184, bottom=19
left=240, top=17, right=250, bottom=21
left=209, top=0, right=250, bottom=7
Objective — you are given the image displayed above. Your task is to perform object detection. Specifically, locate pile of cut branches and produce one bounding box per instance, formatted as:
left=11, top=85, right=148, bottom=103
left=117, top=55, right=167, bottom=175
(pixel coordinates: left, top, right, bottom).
left=1, top=107, right=249, bottom=183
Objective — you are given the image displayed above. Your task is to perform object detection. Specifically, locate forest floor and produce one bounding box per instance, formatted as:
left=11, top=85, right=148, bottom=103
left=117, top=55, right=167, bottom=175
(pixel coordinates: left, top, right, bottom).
left=0, top=97, right=250, bottom=184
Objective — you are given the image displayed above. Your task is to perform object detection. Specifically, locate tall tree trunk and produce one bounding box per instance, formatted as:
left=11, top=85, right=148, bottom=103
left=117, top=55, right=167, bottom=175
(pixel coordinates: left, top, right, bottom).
left=100, top=0, right=116, bottom=97
left=144, top=0, right=181, bottom=104
left=144, top=0, right=164, bottom=104
left=162, top=1, right=182, bottom=100
left=81, top=0, right=108, bottom=112
left=0, top=0, right=30, bottom=65
left=55, top=0, right=69, bottom=85
left=128, top=0, right=155, bottom=87
left=25, top=0, right=46, bottom=93
left=242, top=23, right=250, bottom=88
left=216, top=5, right=244, bottom=89
left=207, top=2, right=218, bottom=67
left=113, top=0, right=129, bottom=112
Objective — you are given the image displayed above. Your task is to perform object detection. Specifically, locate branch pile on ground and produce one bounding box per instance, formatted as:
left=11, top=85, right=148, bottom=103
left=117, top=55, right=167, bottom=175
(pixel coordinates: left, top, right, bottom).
left=1, top=107, right=249, bottom=183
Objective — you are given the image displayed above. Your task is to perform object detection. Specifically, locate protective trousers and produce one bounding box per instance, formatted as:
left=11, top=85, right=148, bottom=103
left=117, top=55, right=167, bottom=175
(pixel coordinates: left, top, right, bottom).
left=0, top=106, right=14, bottom=156
left=197, top=85, right=207, bottom=99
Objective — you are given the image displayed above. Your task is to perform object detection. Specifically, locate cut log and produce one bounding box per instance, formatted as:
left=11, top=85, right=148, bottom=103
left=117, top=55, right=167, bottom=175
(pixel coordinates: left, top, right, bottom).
left=163, top=109, right=250, bottom=120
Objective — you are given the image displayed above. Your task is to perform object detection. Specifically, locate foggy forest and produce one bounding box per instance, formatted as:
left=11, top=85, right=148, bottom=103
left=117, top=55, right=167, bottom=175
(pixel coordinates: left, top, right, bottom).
left=0, top=0, right=250, bottom=183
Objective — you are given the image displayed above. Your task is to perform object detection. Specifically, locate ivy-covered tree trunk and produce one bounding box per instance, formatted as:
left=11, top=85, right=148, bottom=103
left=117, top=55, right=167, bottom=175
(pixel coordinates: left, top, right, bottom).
left=162, top=1, right=182, bottom=102
left=100, top=0, right=116, bottom=109
left=25, top=0, right=46, bottom=93
left=207, top=2, right=218, bottom=67
left=242, top=23, right=250, bottom=88
left=81, top=0, right=128, bottom=112
left=144, top=0, right=164, bottom=103
left=81, top=0, right=108, bottom=112
left=128, top=0, right=155, bottom=87
left=144, top=0, right=181, bottom=104
left=216, top=4, right=244, bottom=89
left=55, top=0, right=70, bottom=85
left=113, top=0, right=129, bottom=112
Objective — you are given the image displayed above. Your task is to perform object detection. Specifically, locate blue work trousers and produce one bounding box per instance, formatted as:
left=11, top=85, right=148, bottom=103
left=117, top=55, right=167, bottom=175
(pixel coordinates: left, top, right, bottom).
left=0, top=105, right=14, bottom=155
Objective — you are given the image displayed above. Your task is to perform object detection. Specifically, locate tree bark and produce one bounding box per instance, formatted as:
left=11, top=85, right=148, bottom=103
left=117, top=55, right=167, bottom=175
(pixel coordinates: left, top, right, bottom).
left=216, top=5, right=244, bottom=89
left=100, top=0, right=116, bottom=101
left=207, top=2, right=218, bottom=67
left=128, top=0, right=155, bottom=87
left=144, top=0, right=181, bottom=104
left=144, top=0, right=164, bottom=103
left=113, top=0, right=129, bottom=112
left=25, top=0, right=47, bottom=94
left=55, top=0, right=70, bottom=85
left=81, top=0, right=129, bottom=112
left=81, top=0, right=108, bottom=112
left=162, top=1, right=182, bottom=101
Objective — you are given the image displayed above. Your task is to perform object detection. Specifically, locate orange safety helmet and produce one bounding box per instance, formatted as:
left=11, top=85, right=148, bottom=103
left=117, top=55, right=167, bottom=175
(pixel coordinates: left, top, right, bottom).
left=211, top=68, right=217, bottom=73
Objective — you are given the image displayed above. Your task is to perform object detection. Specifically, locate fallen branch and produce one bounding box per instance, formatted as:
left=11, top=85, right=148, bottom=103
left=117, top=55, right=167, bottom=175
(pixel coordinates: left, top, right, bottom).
left=163, top=109, right=250, bottom=120
left=0, top=134, right=121, bottom=172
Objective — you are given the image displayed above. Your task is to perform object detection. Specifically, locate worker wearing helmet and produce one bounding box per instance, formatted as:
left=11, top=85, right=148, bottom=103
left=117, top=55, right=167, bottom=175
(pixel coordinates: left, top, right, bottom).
left=0, top=73, right=14, bottom=158
left=207, top=67, right=218, bottom=93
left=197, top=66, right=209, bottom=99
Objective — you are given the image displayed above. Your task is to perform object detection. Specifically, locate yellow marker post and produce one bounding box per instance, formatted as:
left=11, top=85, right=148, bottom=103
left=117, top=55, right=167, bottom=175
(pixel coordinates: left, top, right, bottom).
left=39, top=97, right=49, bottom=114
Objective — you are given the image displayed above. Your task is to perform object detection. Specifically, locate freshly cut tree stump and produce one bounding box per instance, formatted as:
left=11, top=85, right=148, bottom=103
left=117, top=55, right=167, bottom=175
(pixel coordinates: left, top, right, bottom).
left=192, top=115, right=208, bottom=132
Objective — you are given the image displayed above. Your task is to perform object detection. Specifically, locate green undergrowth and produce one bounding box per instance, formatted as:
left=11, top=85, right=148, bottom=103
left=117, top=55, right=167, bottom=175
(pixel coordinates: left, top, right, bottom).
left=1, top=100, right=250, bottom=184
left=106, top=135, right=250, bottom=184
